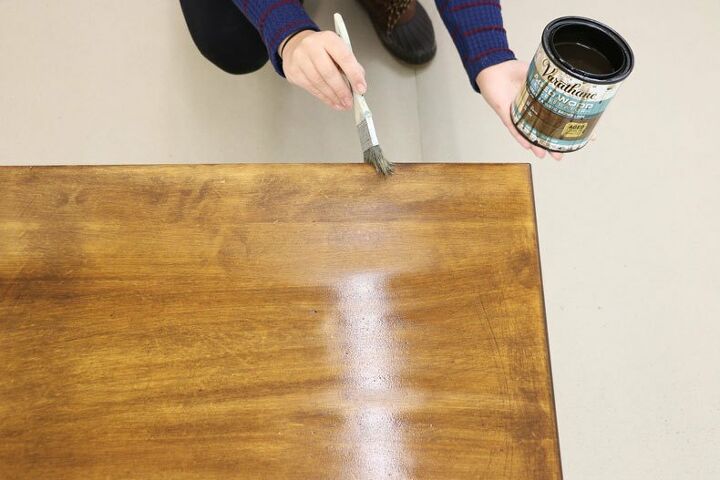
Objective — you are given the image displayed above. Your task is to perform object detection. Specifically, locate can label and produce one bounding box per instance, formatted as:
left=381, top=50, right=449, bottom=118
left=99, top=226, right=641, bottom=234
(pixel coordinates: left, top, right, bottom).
left=511, top=47, right=621, bottom=152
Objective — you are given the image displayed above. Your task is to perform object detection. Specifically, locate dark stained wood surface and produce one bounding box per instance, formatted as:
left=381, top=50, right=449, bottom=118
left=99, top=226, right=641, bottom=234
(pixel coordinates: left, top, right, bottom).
left=0, top=164, right=561, bottom=479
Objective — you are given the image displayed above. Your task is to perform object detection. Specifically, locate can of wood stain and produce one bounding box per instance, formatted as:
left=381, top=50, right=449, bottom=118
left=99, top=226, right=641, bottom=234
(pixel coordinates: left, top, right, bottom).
left=511, top=16, right=634, bottom=152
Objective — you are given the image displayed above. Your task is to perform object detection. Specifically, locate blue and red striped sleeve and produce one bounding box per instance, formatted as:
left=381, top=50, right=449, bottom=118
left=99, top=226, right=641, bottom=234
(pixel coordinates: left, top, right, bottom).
left=232, top=0, right=513, bottom=91
left=434, top=0, right=516, bottom=92
left=231, top=0, right=319, bottom=76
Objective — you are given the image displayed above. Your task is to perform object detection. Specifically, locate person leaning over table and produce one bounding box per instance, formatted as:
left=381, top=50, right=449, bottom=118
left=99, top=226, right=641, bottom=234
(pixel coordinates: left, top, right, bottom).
left=179, top=0, right=563, bottom=160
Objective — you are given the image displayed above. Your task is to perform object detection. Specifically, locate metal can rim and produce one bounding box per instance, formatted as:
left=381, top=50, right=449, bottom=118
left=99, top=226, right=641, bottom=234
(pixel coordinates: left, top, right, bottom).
left=541, top=16, right=635, bottom=85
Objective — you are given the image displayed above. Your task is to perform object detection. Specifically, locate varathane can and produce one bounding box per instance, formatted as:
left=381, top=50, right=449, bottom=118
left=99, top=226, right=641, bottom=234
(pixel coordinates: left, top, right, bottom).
left=511, top=17, right=634, bottom=152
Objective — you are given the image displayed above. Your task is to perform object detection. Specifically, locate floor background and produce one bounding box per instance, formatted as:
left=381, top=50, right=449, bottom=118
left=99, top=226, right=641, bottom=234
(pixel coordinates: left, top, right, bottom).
left=1, top=1, right=719, bottom=478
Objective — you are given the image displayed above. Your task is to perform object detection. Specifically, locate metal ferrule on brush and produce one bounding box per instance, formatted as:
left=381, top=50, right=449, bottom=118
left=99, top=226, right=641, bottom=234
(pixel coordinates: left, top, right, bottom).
left=354, top=94, right=379, bottom=152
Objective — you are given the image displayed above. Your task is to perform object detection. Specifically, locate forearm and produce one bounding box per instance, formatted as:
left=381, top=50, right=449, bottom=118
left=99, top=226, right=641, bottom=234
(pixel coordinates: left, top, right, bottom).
left=434, top=0, right=515, bottom=91
left=231, top=0, right=319, bottom=76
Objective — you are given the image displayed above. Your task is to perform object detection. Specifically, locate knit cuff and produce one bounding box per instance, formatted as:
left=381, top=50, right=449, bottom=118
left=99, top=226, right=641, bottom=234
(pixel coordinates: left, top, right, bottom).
left=269, top=23, right=320, bottom=76
left=466, top=47, right=516, bottom=93
left=434, top=1, right=516, bottom=92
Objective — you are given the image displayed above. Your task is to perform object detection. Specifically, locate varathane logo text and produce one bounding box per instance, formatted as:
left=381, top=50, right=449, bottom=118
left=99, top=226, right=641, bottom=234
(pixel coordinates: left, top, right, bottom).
left=541, top=58, right=597, bottom=100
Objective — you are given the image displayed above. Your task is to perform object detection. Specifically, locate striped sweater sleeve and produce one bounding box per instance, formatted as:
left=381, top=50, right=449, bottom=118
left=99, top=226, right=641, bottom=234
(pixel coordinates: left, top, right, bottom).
left=434, top=0, right=516, bottom=92
left=231, top=0, right=319, bottom=76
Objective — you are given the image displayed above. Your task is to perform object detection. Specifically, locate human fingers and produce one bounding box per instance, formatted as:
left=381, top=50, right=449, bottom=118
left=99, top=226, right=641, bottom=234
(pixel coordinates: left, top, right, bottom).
left=311, top=50, right=353, bottom=109
left=290, top=66, right=340, bottom=110
left=300, top=58, right=346, bottom=110
left=324, top=33, right=367, bottom=94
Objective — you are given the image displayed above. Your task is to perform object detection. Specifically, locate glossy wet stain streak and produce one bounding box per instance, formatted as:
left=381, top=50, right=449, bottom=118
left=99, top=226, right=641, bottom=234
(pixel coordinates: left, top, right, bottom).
left=0, top=164, right=561, bottom=479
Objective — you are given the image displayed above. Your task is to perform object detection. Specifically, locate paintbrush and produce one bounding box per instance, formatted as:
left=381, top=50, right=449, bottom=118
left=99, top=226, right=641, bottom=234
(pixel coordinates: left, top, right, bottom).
left=333, top=13, right=394, bottom=176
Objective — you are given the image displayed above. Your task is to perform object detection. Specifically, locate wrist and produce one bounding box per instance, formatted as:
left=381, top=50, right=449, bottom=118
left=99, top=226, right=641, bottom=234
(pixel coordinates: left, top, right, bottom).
left=476, top=60, right=506, bottom=91
left=475, top=59, right=518, bottom=93
left=279, top=29, right=314, bottom=59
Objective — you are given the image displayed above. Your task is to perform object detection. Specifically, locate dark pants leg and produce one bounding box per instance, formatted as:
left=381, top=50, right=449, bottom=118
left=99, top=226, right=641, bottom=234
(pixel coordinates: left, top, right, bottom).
left=179, top=0, right=269, bottom=74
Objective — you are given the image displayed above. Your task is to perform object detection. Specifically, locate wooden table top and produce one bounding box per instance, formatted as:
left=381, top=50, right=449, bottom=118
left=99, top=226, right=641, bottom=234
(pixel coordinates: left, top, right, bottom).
left=0, top=164, right=561, bottom=479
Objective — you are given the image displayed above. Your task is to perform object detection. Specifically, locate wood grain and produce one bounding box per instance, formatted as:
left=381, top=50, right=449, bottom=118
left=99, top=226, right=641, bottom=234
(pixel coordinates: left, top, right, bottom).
left=0, top=164, right=561, bottom=479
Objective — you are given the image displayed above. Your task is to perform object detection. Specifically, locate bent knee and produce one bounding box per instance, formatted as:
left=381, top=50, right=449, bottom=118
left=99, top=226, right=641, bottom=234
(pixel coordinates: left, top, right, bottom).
left=214, top=54, right=268, bottom=75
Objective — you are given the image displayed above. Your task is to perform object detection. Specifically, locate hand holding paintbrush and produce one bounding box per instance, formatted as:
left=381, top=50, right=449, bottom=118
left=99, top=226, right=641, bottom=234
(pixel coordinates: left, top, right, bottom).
left=333, top=13, right=394, bottom=176
left=279, top=29, right=366, bottom=111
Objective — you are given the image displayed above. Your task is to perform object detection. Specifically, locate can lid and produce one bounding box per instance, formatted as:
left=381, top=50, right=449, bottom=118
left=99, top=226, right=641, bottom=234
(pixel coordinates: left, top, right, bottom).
left=542, top=16, right=634, bottom=85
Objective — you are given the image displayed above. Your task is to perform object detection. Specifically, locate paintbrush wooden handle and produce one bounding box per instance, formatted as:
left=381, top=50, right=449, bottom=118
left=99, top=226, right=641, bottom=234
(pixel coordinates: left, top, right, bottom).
left=333, top=13, right=353, bottom=52
left=333, top=13, right=370, bottom=124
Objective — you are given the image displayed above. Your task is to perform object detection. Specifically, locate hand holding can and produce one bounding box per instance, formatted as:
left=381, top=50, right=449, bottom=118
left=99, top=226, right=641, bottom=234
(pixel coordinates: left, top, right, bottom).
left=511, top=17, right=634, bottom=153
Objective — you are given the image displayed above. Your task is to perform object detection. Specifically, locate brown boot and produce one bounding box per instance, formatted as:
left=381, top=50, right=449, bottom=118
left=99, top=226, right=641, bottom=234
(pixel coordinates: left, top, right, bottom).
left=356, top=0, right=436, bottom=65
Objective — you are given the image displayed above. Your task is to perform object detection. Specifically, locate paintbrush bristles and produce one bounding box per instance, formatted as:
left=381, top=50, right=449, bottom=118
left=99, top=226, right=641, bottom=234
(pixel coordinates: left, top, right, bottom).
left=363, top=145, right=394, bottom=176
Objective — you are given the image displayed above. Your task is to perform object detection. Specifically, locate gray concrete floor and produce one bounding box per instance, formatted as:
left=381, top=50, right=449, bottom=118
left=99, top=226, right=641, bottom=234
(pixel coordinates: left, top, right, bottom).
left=1, top=1, right=719, bottom=478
